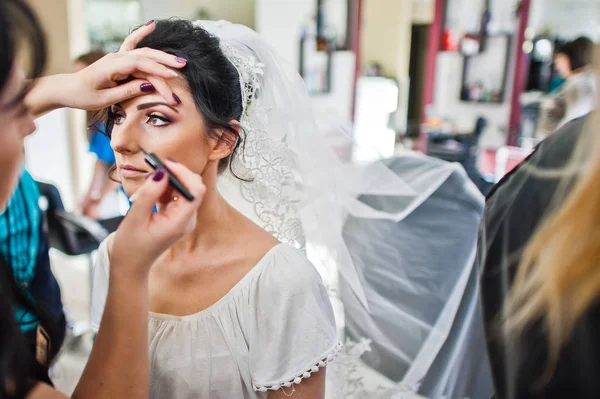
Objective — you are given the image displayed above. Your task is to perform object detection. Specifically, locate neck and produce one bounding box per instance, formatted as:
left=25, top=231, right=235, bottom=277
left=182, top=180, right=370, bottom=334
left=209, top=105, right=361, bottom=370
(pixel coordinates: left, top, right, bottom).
left=167, top=168, right=235, bottom=257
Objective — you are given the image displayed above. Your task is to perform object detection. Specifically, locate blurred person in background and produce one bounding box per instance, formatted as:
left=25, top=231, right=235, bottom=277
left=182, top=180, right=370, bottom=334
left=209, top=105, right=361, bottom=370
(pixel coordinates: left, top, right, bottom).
left=478, top=46, right=600, bottom=397
left=537, top=37, right=596, bottom=137
left=0, top=1, right=201, bottom=397
left=0, top=168, right=65, bottom=358
left=73, top=50, right=121, bottom=219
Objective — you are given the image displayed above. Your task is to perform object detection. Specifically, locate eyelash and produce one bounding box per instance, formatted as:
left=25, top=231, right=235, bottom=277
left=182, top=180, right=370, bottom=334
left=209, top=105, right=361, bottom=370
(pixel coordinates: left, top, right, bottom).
left=109, top=110, right=172, bottom=127
left=147, top=113, right=172, bottom=126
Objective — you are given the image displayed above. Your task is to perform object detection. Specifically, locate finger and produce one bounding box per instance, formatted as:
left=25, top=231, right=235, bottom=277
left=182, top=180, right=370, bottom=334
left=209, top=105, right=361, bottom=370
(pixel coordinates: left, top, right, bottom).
left=129, top=47, right=187, bottom=69
left=144, top=75, right=179, bottom=106
left=153, top=160, right=205, bottom=219
left=113, top=54, right=179, bottom=81
left=120, top=20, right=156, bottom=52
left=126, top=169, right=169, bottom=222
left=126, top=70, right=179, bottom=105
left=162, top=160, right=206, bottom=202
left=97, top=78, right=155, bottom=107
left=158, top=186, right=176, bottom=206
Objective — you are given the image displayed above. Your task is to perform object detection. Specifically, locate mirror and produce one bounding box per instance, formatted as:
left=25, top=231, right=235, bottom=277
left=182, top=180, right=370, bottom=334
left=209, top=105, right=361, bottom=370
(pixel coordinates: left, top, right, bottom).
left=460, top=34, right=512, bottom=103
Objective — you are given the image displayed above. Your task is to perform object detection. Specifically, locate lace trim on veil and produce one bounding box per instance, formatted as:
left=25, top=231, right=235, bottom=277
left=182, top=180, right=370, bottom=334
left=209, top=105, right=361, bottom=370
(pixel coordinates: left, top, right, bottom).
left=219, top=41, right=305, bottom=249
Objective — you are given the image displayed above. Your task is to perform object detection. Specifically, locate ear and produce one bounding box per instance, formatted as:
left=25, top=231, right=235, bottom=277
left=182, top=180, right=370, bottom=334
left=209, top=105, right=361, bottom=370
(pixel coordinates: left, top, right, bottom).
left=208, top=121, right=239, bottom=162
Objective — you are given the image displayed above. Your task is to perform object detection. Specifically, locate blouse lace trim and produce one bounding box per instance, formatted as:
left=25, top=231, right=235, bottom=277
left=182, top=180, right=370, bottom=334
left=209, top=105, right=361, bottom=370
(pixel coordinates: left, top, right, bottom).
left=253, top=342, right=342, bottom=392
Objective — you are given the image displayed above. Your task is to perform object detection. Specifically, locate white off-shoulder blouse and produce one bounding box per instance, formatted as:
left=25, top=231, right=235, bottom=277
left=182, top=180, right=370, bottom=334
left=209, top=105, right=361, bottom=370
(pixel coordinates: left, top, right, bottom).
left=91, top=238, right=340, bottom=398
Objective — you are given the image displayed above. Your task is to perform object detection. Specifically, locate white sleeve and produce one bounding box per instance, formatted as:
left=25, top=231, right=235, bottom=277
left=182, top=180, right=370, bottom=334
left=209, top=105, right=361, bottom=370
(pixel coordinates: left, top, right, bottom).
left=248, top=246, right=341, bottom=393
left=90, top=235, right=112, bottom=333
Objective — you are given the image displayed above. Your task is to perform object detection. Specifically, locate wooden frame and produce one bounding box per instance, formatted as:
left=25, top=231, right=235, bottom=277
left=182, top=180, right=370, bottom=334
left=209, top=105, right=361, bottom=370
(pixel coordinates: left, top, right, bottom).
left=316, top=0, right=353, bottom=51
left=299, top=34, right=333, bottom=94
left=459, top=33, right=513, bottom=104
left=300, top=0, right=356, bottom=94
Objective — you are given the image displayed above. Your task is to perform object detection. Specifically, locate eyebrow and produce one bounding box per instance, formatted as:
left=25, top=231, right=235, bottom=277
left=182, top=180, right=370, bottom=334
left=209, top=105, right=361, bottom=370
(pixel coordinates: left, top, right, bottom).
left=136, top=102, right=179, bottom=113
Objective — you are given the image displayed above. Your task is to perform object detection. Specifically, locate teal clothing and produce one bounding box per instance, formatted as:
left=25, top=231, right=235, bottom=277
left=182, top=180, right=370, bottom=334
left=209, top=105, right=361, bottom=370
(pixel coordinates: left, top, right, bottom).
left=0, top=170, right=42, bottom=331
left=0, top=170, right=41, bottom=286
left=548, top=76, right=566, bottom=93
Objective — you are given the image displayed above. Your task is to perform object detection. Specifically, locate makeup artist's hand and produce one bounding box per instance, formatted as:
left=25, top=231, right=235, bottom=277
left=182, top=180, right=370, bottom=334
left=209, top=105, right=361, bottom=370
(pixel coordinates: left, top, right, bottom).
left=110, top=160, right=205, bottom=278
left=27, top=21, right=186, bottom=117
left=68, top=20, right=185, bottom=109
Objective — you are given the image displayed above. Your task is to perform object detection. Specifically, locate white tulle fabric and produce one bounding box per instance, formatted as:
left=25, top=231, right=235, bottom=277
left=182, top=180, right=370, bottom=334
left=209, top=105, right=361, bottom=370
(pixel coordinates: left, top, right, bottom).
left=196, top=18, right=416, bottom=313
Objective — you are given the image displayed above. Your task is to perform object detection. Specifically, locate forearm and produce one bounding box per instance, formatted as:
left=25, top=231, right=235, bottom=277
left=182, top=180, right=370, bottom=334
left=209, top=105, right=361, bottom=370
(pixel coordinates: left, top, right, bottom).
left=86, top=162, right=110, bottom=201
left=268, top=369, right=326, bottom=399
left=25, top=74, right=74, bottom=118
left=72, top=270, right=149, bottom=399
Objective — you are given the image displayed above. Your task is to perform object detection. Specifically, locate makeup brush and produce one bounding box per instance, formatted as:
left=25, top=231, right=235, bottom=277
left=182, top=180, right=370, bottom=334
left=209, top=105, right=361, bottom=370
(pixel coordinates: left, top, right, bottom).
left=140, top=147, right=195, bottom=201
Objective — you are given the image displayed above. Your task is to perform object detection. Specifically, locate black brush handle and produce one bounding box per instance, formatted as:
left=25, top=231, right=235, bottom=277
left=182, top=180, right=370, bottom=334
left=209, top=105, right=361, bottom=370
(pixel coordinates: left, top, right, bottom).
left=144, top=153, right=195, bottom=201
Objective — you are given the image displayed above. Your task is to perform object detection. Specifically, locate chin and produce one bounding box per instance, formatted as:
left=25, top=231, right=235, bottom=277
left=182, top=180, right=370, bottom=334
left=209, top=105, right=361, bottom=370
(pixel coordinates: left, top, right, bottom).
left=121, top=181, right=141, bottom=198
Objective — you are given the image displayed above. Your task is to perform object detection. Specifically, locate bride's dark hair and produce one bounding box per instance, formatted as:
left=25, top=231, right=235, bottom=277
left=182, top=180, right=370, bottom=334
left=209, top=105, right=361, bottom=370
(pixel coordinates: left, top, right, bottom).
left=101, top=19, right=247, bottom=178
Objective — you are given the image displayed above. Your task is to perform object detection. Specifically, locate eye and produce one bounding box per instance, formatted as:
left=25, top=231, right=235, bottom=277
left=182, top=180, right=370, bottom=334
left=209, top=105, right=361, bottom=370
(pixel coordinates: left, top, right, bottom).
left=114, top=114, right=126, bottom=125
left=147, top=113, right=172, bottom=127
left=109, top=107, right=125, bottom=125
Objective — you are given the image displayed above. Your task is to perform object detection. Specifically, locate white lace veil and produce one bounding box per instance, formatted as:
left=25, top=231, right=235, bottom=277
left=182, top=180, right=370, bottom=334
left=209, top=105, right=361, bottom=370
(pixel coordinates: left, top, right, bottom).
left=195, top=19, right=414, bottom=304
left=195, top=20, right=481, bottom=399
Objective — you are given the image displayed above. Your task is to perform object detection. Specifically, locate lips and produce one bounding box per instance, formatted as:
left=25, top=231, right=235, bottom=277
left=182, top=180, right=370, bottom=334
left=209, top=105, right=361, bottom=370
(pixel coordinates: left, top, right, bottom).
left=119, top=164, right=150, bottom=179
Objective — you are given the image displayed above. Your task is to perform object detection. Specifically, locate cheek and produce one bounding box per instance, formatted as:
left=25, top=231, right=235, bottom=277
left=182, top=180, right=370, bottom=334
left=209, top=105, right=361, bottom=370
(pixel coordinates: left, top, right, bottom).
left=122, top=131, right=211, bottom=197
left=152, top=131, right=212, bottom=175
left=120, top=180, right=140, bottom=198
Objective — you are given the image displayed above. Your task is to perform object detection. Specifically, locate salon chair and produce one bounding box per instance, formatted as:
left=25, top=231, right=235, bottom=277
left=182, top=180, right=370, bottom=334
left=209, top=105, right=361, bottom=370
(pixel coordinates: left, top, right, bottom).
left=36, top=181, right=123, bottom=346
left=426, top=116, right=495, bottom=195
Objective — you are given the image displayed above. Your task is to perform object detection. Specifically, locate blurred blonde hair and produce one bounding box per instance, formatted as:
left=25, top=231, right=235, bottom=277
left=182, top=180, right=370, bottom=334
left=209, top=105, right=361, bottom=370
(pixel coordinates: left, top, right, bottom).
left=504, top=43, right=600, bottom=376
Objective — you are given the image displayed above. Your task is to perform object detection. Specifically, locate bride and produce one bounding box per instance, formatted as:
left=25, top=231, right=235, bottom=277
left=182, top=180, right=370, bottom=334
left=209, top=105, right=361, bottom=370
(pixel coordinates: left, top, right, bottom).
left=90, top=19, right=341, bottom=399
left=91, top=17, right=485, bottom=399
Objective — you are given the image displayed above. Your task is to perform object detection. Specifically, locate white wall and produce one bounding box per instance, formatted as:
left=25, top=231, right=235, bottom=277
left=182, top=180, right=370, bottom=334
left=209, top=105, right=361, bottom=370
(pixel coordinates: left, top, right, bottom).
left=86, top=1, right=142, bottom=51
left=256, top=0, right=313, bottom=71
left=256, top=0, right=356, bottom=121
left=26, top=110, right=76, bottom=211
left=529, top=0, right=600, bottom=39
left=433, top=52, right=513, bottom=148
left=361, top=0, right=412, bottom=80
left=26, top=0, right=90, bottom=206
left=139, top=0, right=255, bottom=28
left=413, top=0, right=435, bottom=25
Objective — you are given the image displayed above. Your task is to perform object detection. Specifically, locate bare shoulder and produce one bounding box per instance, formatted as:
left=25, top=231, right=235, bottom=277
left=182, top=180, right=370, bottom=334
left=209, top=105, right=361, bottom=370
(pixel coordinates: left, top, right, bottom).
left=236, top=219, right=320, bottom=285
left=236, top=215, right=281, bottom=263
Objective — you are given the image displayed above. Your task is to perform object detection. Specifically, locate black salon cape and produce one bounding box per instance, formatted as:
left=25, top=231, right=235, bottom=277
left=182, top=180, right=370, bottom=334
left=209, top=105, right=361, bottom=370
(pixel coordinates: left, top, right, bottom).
left=477, top=114, right=600, bottom=399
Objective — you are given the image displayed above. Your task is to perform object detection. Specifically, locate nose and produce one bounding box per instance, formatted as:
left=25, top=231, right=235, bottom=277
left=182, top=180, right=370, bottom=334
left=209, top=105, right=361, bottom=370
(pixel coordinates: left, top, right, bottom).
left=110, top=119, right=143, bottom=155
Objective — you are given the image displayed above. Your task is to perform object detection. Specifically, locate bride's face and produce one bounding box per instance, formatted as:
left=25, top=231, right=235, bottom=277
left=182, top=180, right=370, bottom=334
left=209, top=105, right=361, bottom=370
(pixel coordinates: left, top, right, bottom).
left=110, top=79, right=218, bottom=197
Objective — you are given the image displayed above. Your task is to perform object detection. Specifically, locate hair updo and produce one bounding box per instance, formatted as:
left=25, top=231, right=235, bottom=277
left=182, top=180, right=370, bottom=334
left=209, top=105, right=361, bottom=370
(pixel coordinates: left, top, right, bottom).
left=102, top=19, right=247, bottom=178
